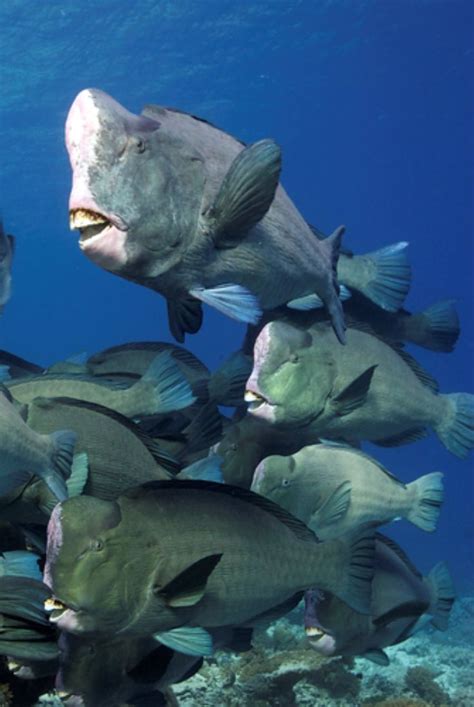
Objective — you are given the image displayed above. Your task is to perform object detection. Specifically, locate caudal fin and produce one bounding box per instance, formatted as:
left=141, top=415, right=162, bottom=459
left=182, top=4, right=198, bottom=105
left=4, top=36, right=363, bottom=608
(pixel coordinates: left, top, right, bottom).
left=44, top=430, right=77, bottom=501
left=435, top=393, right=474, bottom=458
left=415, top=299, right=460, bottom=353
left=139, top=351, right=196, bottom=414
left=426, top=562, right=455, bottom=631
left=322, top=225, right=347, bottom=344
left=406, top=472, right=444, bottom=532
left=359, top=241, right=411, bottom=312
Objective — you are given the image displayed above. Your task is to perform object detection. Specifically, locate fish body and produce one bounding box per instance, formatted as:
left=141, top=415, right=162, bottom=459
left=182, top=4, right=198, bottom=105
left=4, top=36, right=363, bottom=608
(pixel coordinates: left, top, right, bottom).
left=26, top=397, right=176, bottom=500
left=304, top=534, right=455, bottom=664
left=0, top=389, right=76, bottom=502
left=7, top=350, right=195, bottom=419
left=44, top=481, right=374, bottom=638
left=246, top=321, right=474, bottom=458
left=65, top=89, right=346, bottom=342
left=0, top=221, right=15, bottom=312
left=252, top=444, right=444, bottom=537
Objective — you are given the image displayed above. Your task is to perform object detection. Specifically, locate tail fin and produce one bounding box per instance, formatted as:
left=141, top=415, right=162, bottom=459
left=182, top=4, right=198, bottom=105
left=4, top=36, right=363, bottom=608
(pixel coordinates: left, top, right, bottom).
left=44, top=430, right=77, bottom=501
left=322, top=225, right=346, bottom=344
left=319, top=526, right=375, bottom=615
left=208, top=350, right=253, bottom=407
left=406, top=472, right=444, bottom=532
left=412, top=299, right=460, bottom=353
left=137, top=351, right=196, bottom=414
left=358, top=241, right=411, bottom=312
left=426, top=562, right=455, bottom=630
left=435, top=393, right=474, bottom=458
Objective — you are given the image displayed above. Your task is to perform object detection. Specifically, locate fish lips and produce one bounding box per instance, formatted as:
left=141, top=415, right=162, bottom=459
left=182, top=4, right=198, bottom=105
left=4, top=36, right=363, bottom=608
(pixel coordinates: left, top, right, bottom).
left=44, top=597, right=89, bottom=634
left=244, top=382, right=277, bottom=423
left=69, top=205, right=129, bottom=272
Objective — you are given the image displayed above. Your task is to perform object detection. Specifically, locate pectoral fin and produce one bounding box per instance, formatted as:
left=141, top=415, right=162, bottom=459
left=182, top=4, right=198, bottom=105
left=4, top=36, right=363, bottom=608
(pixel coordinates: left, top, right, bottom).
left=207, top=139, right=281, bottom=247
left=310, top=481, right=352, bottom=530
left=190, top=284, right=262, bottom=324
left=159, top=554, right=222, bottom=608
left=363, top=648, right=390, bottom=666
left=332, top=365, right=377, bottom=416
left=154, top=626, right=214, bottom=656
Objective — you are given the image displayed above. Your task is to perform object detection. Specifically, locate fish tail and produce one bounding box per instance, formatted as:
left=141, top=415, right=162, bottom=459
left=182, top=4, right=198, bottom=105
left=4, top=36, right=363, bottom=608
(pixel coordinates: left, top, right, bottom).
left=321, top=225, right=346, bottom=344
left=435, top=393, right=474, bottom=458
left=406, top=471, right=444, bottom=532
left=134, top=351, right=196, bottom=414
left=45, top=429, right=77, bottom=501
left=353, top=241, right=411, bottom=311
left=313, top=525, right=376, bottom=615
left=408, top=299, right=460, bottom=353
left=425, top=562, right=455, bottom=631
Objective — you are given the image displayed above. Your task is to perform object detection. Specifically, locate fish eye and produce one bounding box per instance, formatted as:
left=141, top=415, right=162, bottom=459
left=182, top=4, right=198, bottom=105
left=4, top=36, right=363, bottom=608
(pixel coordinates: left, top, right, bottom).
left=90, top=539, right=104, bottom=552
left=289, top=353, right=299, bottom=364
left=282, top=478, right=290, bottom=487
left=134, top=137, right=146, bottom=153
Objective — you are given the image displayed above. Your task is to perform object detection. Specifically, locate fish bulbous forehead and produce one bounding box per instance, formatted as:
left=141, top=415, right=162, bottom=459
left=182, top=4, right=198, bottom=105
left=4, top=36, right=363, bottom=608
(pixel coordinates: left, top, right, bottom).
left=66, top=88, right=160, bottom=167
left=47, top=496, right=121, bottom=549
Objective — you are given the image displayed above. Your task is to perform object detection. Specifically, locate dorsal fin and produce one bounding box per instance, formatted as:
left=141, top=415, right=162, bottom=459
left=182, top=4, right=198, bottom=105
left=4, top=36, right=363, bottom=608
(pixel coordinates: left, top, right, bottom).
left=376, top=533, right=423, bottom=579
left=89, top=341, right=209, bottom=376
left=318, top=445, right=405, bottom=487
left=124, top=480, right=317, bottom=543
left=346, top=320, right=439, bottom=392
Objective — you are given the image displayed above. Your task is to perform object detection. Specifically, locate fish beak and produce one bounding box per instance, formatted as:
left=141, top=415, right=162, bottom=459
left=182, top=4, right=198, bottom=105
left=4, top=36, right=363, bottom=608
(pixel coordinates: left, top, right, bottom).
left=305, top=625, right=327, bottom=642
left=69, top=208, right=110, bottom=242
left=244, top=389, right=267, bottom=411
left=44, top=596, right=70, bottom=622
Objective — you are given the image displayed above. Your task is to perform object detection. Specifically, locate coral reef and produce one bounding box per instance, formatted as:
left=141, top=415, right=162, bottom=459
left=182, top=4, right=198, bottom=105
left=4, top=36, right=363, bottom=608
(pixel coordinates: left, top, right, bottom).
left=405, top=666, right=451, bottom=706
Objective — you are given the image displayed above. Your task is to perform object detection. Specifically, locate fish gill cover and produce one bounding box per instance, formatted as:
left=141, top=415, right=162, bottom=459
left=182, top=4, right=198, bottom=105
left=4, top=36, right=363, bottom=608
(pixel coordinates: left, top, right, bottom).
left=0, top=1, right=473, bottom=706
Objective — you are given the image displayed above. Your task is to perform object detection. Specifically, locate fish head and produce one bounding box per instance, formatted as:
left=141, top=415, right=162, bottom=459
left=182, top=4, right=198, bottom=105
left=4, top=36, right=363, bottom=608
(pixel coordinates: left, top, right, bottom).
left=44, top=496, right=134, bottom=635
left=245, top=321, right=332, bottom=427
left=56, top=633, right=132, bottom=705
left=251, top=454, right=300, bottom=510
left=66, top=89, right=205, bottom=279
left=304, top=588, right=363, bottom=656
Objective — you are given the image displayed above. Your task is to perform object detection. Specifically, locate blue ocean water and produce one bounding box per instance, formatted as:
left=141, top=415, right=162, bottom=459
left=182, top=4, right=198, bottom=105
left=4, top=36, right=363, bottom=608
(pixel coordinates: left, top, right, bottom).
left=0, top=0, right=472, bottom=658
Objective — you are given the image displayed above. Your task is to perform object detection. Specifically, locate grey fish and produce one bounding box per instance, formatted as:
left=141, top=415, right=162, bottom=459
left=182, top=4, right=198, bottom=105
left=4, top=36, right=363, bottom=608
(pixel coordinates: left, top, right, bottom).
left=6, top=351, right=195, bottom=419
left=43, top=481, right=375, bottom=649
left=245, top=320, right=474, bottom=458
left=0, top=386, right=76, bottom=501
left=65, top=89, right=346, bottom=343
left=304, top=534, right=455, bottom=665
left=56, top=633, right=200, bottom=707
left=26, top=397, right=178, bottom=500
left=252, top=444, right=444, bottom=537
left=0, top=220, right=15, bottom=313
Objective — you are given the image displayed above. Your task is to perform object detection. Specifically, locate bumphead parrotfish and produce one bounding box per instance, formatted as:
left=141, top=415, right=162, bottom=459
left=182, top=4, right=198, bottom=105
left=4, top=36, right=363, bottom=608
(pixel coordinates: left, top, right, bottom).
left=65, top=89, right=346, bottom=343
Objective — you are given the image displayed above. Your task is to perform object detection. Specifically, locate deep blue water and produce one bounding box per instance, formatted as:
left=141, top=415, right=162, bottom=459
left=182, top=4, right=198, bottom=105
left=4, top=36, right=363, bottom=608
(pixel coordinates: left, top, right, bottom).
left=0, top=0, right=472, bottom=594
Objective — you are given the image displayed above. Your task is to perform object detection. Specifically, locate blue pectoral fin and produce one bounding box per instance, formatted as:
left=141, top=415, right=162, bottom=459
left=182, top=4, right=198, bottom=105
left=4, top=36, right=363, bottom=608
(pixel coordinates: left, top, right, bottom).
left=153, top=626, right=214, bottom=657
left=287, top=293, right=324, bottom=311
left=189, top=284, right=262, bottom=324
left=182, top=454, right=223, bottom=483
left=66, top=453, right=89, bottom=497
left=0, top=551, right=42, bottom=581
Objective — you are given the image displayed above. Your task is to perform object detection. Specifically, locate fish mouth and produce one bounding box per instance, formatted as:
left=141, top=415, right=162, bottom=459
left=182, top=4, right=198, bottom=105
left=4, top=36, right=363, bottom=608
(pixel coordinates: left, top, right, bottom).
left=244, top=387, right=276, bottom=422
left=305, top=624, right=336, bottom=655
left=70, top=208, right=112, bottom=243
left=69, top=208, right=127, bottom=246
left=44, top=596, right=80, bottom=625
left=244, top=389, right=269, bottom=411
left=305, top=625, right=327, bottom=642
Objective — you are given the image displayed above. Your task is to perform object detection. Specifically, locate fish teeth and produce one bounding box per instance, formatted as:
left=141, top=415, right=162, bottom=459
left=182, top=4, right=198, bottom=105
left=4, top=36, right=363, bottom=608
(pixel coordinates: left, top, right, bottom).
left=244, top=390, right=265, bottom=403
left=305, top=626, right=325, bottom=639
left=70, top=208, right=109, bottom=230
left=44, top=597, right=66, bottom=612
